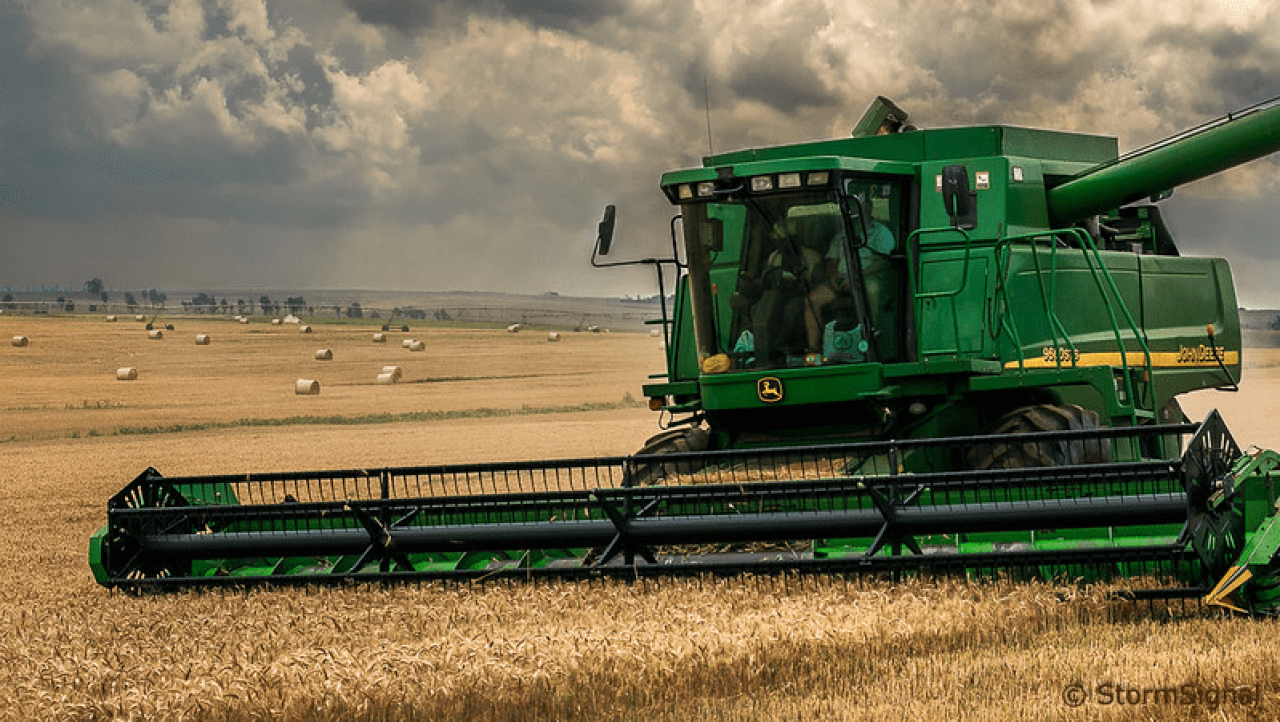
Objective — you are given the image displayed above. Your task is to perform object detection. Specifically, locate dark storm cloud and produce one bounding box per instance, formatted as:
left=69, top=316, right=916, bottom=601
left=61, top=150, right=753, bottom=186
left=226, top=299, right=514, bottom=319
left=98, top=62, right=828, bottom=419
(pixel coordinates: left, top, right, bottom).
left=343, top=0, right=627, bottom=34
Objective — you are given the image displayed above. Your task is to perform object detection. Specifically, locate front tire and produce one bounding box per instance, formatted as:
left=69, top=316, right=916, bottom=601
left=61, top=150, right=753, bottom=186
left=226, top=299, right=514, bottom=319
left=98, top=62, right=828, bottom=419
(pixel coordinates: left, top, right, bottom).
left=967, top=404, right=1112, bottom=469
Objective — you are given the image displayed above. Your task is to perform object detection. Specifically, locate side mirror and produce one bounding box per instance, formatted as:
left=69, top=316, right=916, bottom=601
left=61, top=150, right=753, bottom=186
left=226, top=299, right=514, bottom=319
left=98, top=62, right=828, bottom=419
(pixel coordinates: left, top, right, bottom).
left=596, top=205, right=616, bottom=256
left=941, top=165, right=977, bottom=230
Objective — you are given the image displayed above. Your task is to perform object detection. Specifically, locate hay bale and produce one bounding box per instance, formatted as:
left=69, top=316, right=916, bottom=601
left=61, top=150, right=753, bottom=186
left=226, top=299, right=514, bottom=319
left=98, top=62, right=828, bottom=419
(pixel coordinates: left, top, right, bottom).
left=238, top=317, right=249, bottom=324
left=271, top=318, right=282, bottom=326
left=507, top=323, right=522, bottom=333
left=314, top=348, right=333, bottom=360
left=409, top=340, right=425, bottom=352
left=401, top=339, right=414, bottom=348
left=299, top=325, right=313, bottom=334
left=105, top=315, right=117, bottom=322
left=650, top=329, right=662, bottom=338
left=135, top=315, right=146, bottom=322
left=116, top=367, right=138, bottom=381
left=547, top=332, right=561, bottom=342
left=11, top=335, right=29, bottom=347
left=147, top=329, right=164, bottom=340
left=381, top=365, right=402, bottom=380
left=372, top=333, right=387, bottom=343
left=376, top=372, right=399, bottom=385
left=294, top=379, right=320, bottom=395
left=195, top=334, right=211, bottom=345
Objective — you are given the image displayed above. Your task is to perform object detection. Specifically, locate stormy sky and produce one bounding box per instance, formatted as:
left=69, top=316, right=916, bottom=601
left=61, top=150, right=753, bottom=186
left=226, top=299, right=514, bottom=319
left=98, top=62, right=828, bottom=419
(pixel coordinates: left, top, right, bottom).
left=3, top=0, right=1280, bottom=303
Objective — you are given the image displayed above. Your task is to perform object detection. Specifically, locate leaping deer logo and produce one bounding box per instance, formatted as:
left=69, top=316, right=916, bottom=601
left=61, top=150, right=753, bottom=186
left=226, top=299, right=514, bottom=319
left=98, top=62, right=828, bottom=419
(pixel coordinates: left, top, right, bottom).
left=757, top=377, right=784, bottom=403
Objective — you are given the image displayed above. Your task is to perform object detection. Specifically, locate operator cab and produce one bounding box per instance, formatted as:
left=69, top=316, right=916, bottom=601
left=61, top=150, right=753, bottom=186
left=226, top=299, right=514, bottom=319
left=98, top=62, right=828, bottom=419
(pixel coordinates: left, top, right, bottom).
left=674, top=172, right=911, bottom=373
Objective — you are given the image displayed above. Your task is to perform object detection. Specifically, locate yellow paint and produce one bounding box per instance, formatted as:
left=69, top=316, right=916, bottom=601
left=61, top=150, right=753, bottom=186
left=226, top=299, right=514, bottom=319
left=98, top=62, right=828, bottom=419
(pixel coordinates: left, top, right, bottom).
left=1004, top=347, right=1239, bottom=370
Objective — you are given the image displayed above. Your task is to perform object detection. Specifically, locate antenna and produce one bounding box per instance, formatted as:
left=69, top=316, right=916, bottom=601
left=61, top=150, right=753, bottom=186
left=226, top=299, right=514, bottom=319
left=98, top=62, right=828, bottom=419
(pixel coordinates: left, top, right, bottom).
left=703, top=75, right=714, bottom=155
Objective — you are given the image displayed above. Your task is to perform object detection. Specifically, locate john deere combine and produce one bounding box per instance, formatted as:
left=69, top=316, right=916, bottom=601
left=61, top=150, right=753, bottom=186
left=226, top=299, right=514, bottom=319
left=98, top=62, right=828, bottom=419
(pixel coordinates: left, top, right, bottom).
left=92, top=98, right=1280, bottom=614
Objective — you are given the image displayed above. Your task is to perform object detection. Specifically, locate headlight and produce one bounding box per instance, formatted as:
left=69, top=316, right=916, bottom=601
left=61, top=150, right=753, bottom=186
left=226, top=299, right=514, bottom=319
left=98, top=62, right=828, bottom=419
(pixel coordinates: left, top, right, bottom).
left=778, top=173, right=801, bottom=189
left=807, top=171, right=829, bottom=186
left=751, top=176, right=773, bottom=192
left=697, top=182, right=715, bottom=197
left=678, top=184, right=693, bottom=200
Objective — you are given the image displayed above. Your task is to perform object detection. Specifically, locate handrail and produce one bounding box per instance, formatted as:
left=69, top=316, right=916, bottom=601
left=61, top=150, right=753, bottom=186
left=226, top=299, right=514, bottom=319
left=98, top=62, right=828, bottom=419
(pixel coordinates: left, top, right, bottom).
left=995, top=228, right=1153, bottom=423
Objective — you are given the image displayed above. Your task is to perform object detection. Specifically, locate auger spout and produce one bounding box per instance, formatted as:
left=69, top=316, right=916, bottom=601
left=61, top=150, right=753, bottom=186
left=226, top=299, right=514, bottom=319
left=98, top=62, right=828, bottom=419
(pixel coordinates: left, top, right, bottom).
left=1048, top=99, right=1280, bottom=224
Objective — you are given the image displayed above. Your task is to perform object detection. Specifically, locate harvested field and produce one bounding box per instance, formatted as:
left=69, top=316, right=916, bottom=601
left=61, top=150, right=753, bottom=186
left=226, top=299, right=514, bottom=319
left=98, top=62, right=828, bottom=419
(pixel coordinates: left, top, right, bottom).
left=1, top=315, right=1278, bottom=721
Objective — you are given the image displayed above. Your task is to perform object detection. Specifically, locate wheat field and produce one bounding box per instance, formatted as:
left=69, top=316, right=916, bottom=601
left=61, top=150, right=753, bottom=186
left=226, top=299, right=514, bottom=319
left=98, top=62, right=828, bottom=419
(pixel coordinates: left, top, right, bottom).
left=1, top=314, right=1277, bottom=721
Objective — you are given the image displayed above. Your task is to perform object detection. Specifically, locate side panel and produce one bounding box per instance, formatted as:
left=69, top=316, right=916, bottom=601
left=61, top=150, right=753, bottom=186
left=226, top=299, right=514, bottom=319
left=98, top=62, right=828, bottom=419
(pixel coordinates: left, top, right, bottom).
left=1139, top=255, right=1241, bottom=399
left=918, top=252, right=991, bottom=357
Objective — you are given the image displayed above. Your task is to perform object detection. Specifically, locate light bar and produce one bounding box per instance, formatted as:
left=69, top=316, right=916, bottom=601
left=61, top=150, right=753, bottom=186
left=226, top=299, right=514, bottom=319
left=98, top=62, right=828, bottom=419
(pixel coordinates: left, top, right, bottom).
left=751, top=176, right=773, bottom=192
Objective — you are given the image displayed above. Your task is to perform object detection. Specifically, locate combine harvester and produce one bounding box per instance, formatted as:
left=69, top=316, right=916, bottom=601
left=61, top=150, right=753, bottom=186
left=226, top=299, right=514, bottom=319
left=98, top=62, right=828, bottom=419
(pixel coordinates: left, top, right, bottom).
left=92, top=98, right=1280, bottom=614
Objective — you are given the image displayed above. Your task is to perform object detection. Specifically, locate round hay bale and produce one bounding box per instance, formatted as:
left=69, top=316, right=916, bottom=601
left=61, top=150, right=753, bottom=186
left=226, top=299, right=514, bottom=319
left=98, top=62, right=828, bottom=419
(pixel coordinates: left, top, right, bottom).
left=314, top=348, right=333, bottom=360
left=238, top=317, right=250, bottom=324
left=372, top=333, right=387, bottom=343
left=650, top=329, right=662, bottom=338
left=116, top=367, right=138, bottom=381
left=409, top=340, right=425, bottom=352
left=381, top=365, right=403, bottom=380
left=195, top=334, right=211, bottom=345
left=271, top=318, right=282, bottom=326
left=299, top=325, right=312, bottom=334
left=147, top=329, right=164, bottom=340
left=376, top=372, right=399, bottom=385
left=507, top=323, right=522, bottom=333
left=135, top=315, right=146, bottom=322
left=105, top=315, right=117, bottom=322
left=547, top=332, right=561, bottom=342
left=294, top=379, right=320, bottom=395
left=11, top=335, right=29, bottom=347
left=401, top=339, right=414, bottom=348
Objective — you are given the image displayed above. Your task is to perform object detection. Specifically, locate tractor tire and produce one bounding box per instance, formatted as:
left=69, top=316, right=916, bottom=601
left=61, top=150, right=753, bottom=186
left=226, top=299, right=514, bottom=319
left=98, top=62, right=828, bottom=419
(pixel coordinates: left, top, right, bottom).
left=628, top=426, right=711, bottom=486
left=966, top=404, right=1112, bottom=469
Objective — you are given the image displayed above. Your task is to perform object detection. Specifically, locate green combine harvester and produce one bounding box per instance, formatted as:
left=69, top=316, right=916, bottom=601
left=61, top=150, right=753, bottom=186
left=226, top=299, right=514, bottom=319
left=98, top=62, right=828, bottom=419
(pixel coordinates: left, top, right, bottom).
left=92, top=98, right=1280, bottom=614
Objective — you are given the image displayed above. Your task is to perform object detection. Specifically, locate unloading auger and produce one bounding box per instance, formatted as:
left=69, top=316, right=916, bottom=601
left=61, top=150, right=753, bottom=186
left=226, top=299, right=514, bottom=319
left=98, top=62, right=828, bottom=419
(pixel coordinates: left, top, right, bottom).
left=89, top=411, right=1280, bottom=613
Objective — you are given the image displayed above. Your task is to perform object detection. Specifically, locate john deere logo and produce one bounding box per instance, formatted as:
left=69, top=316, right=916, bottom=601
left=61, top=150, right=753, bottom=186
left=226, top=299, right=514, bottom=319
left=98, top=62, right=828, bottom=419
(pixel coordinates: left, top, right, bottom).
left=757, top=377, right=784, bottom=403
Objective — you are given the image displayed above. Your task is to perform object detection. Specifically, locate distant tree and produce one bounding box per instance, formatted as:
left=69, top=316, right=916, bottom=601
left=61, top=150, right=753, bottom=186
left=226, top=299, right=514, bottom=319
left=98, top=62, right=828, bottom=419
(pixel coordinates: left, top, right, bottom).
left=124, top=292, right=137, bottom=311
left=1, top=294, right=13, bottom=309
left=259, top=296, right=273, bottom=316
left=285, top=296, right=306, bottom=317
left=347, top=302, right=363, bottom=319
left=237, top=299, right=246, bottom=315
left=189, top=292, right=217, bottom=312
left=84, top=278, right=104, bottom=298
left=146, top=289, right=166, bottom=309
left=220, top=298, right=229, bottom=314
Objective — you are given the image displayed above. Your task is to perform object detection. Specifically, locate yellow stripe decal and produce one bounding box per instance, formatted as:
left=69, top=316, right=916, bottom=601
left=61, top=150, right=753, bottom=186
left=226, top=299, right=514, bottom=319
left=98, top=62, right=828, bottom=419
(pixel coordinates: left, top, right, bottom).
left=1004, top=348, right=1239, bottom=370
